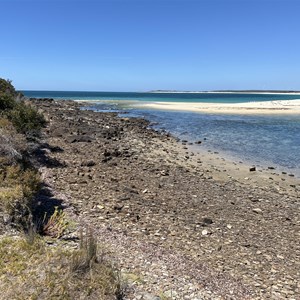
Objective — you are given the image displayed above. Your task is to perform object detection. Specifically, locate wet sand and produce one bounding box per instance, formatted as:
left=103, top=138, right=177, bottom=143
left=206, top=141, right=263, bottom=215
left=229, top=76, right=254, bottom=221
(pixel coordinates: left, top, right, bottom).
left=135, top=99, right=300, bottom=115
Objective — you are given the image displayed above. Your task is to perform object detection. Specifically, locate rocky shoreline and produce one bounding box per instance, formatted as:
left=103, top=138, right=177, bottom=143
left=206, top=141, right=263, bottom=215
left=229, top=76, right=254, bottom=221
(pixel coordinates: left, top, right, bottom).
left=31, top=98, right=299, bottom=299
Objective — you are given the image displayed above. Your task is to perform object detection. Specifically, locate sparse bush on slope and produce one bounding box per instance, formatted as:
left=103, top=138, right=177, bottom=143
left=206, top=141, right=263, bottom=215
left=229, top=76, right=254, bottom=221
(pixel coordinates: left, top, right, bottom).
left=0, top=78, right=44, bottom=229
left=0, top=79, right=125, bottom=299
left=0, top=78, right=46, bottom=134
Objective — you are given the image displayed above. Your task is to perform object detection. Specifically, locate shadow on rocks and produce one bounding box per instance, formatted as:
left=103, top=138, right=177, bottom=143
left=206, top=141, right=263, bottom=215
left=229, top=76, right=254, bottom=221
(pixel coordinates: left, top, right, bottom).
left=31, top=142, right=66, bottom=168
left=32, top=183, right=65, bottom=234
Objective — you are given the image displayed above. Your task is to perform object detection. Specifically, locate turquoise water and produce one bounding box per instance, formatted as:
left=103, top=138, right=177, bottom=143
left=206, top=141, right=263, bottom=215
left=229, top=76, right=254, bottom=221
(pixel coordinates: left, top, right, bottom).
left=22, top=91, right=300, bottom=177
left=22, top=90, right=300, bottom=103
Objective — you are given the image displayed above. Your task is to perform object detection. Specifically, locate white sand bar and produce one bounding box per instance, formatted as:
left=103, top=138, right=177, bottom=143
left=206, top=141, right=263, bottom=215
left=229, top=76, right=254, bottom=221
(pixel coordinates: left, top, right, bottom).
left=136, top=100, right=300, bottom=115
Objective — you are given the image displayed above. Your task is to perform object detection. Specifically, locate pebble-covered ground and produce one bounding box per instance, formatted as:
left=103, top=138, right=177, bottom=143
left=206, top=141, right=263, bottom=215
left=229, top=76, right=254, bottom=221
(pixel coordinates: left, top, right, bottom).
left=32, top=99, right=299, bottom=300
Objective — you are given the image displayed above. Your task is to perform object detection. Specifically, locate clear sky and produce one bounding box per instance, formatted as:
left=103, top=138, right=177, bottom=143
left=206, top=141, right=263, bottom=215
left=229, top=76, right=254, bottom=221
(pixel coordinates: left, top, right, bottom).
left=1, top=0, right=300, bottom=91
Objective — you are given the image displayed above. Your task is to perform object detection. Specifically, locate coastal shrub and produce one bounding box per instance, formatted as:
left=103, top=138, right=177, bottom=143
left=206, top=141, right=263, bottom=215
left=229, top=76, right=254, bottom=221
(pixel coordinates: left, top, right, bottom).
left=0, top=78, right=46, bottom=134
left=8, top=101, right=46, bottom=134
left=0, top=185, right=24, bottom=216
left=0, top=79, right=17, bottom=111
left=3, top=165, right=41, bottom=198
left=0, top=78, right=17, bottom=96
left=0, top=93, right=16, bottom=111
left=0, top=164, right=41, bottom=227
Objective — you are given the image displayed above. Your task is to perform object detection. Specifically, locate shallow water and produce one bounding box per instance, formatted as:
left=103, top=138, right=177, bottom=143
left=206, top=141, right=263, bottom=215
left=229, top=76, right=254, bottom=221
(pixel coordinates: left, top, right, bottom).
left=23, top=91, right=300, bottom=177
left=87, top=103, right=300, bottom=177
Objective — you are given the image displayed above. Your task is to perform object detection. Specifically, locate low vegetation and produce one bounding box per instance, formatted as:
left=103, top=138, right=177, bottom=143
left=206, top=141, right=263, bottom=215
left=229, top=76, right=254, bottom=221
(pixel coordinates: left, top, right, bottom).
left=0, top=78, right=125, bottom=299
left=0, top=79, right=44, bottom=229
left=0, top=233, right=124, bottom=299
left=0, top=164, right=40, bottom=228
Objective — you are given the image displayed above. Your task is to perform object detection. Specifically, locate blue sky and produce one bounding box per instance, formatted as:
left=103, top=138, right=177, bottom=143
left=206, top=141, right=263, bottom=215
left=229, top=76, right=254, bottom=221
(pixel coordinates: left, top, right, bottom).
left=1, top=0, right=299, bottom=91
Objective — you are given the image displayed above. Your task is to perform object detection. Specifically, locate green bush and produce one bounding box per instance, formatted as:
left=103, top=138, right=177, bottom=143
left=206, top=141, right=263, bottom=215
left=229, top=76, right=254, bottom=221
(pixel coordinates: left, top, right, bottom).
left=0, top=78, right=45, bottom=134
left=0, top=79, right=17, bottom=111
left=0, top=93, right=16, bottom=111
left=0, top=79, right=17, bottom=96
left=8, top=102, right=46, bottom=134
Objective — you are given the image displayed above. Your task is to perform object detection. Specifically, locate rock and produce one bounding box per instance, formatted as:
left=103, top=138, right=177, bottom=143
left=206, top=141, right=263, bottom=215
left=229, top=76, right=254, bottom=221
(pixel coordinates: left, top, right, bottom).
left=118, top=195, right=130, bottom=201
left=51, top=127, right=68, bottom=137
left=113, top=205, right=123, bottom=211
left=202, top=229, right=209, bottom=235
left=140, top=293, right=161, bottom=300
left=252, top=208, right=263, bottom=214
left=202, top=217, right=213, bottom=225
left=164, top=290, right=178, bottom=298
left=66, top=135, right=94, bottom=143
left=249, top=166, right=256, bottom=172
left=80, top=160, right=96, bottom=167
left=160, top=170, right=169, bottom=176
left=195, top=140, right=202, bottom=144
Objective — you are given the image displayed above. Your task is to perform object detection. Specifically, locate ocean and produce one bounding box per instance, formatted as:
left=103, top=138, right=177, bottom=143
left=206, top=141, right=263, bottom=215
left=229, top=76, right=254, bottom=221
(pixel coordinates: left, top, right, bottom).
left=22, top=91, right=300, bottom=177
left=23, top=90, right=300, bottom=103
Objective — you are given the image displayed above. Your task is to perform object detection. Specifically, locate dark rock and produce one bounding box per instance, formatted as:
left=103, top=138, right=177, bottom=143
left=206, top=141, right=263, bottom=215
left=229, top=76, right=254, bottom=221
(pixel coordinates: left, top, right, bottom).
left=114, top=205, right=123, bottom=212
left=81, top=160, right=96, bottom=167
left=249, top=167, right=256, bottom=172
left=118, top=195, right=130, bottom=201
left=203, top=217, right=213, bottom=225
left=66, top=135, right=94, bottom=143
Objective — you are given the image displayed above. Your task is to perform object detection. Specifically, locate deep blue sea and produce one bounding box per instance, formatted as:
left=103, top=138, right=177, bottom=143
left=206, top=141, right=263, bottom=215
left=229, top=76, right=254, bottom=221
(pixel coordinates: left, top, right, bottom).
left=22, top=91, right=300, bottom=177
left=23, top=90, right=300, bottom=103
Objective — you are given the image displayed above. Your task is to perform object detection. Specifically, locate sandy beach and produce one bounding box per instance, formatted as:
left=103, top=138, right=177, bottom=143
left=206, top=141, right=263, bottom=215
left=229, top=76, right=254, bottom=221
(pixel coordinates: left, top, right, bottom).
left=136, top=99, right=300, bottom=114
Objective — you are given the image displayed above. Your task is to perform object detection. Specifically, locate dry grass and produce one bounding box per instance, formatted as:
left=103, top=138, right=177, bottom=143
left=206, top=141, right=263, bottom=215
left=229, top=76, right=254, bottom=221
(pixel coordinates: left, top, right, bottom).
left=0, top=232, right=125, bottom=300
left=0, top=117, right=13, bottom=128
left=42, top=207, right=69, bottom=238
